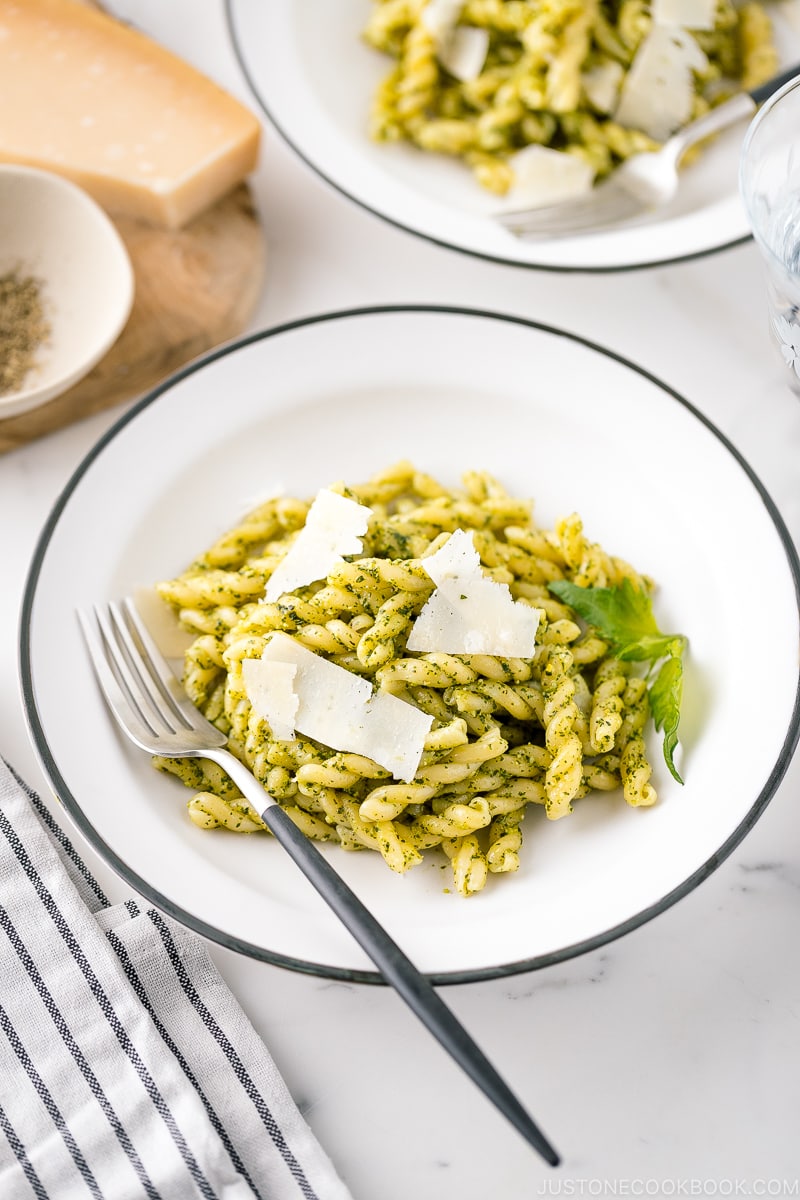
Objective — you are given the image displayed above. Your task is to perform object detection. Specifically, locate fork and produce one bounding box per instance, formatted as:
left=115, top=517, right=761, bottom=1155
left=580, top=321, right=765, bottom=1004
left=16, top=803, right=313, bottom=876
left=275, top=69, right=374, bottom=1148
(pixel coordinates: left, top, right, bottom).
left=495, top=64, right=800, bottom=239
left=78, top=597, right=560, bottom=1168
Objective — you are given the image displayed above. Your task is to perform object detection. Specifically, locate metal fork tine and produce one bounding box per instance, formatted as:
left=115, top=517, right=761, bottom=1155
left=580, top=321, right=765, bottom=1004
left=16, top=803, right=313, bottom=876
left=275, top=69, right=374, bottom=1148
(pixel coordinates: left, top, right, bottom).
left=93, top=604, right=176, bottom=738
left=496, top=195, right=601, bottom=228
left=77, top=608, right=160, bottom=751
left=497, top=187, right=641, bottom=237
left=121, top=596, right=220, bottom=735
left=108, top=600, right=189, bottom=734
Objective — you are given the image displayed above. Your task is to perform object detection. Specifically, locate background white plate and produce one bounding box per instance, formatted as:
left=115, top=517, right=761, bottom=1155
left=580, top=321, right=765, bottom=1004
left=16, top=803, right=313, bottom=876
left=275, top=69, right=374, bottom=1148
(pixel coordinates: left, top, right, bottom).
left=225, top=0, right=800, bottom=272
left=21, top=307, right=800, bottom=981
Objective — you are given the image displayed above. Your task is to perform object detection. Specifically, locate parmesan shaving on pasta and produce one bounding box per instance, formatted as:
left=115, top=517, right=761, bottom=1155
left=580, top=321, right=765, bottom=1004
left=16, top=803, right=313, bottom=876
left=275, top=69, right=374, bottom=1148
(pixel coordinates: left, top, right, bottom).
left=421, top=0, right=488, bottom=82
left=582, top=61, right=625, bottom=115
left=614, top=27, right=708, bottom=141
left=653, top=0, right=716, bottom=31
left=247, top=632, right=433, bottom=782
left=263, top=488, right=372, bottom=603
left=241, top=657, right=298, bottom=742
left=408, top=529, right=540, bottom=656
left=501, top=145, right=595, bottom=209
left=419, top=0, right=463, bottom=40
left=437, top=25, right=489, bottom=82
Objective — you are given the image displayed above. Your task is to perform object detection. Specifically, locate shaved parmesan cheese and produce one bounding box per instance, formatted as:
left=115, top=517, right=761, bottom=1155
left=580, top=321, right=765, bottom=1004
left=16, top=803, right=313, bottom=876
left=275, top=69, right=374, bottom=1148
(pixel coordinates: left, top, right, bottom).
left=264, top=488, right=371, bottom=603
left=437, top=26, right=489, bottom=81
left=614, top=27, right=708, bottom=141
left=408, top=529, right=540, bottom=657
left=503, top=145, right=595, bottom=210
left=653, top=0, right=716, bottom=30
left=246, top=633, right=433, bottom=782
left=242, top=657, right=298, bottom=742
left=420, top=0, right=463, bottom=41
left=582, top=61, right=625, bottom=114
left=420, top=527, right=480, bottom=587
left=421, top=0, right=488, bottom=82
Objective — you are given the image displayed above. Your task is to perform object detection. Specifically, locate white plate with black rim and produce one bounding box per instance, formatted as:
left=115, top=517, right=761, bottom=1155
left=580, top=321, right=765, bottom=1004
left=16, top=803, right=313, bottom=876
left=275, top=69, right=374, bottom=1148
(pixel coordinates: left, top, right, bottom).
left=225, top=0, right=800, bottom=272
left=21, top=306, right=800, bottom=982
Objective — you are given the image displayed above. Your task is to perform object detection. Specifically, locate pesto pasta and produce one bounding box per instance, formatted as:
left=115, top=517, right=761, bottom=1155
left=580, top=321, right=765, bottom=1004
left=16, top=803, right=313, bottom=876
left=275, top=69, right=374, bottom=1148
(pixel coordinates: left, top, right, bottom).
left=154, top=463, right=666, bottom=897
left=362, top=0, right=779, bottom=195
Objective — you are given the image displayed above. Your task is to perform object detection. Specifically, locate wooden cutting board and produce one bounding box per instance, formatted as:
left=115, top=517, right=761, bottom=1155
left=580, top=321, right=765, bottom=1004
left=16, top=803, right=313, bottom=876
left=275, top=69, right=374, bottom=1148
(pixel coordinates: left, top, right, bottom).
left=0, top=181, right=266, bottom=454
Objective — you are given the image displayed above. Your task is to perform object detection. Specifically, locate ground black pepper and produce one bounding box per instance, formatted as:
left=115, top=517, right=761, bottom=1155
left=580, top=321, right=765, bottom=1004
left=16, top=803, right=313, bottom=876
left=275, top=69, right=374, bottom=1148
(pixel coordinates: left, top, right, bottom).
left=0, top=269, right=50, bottom=396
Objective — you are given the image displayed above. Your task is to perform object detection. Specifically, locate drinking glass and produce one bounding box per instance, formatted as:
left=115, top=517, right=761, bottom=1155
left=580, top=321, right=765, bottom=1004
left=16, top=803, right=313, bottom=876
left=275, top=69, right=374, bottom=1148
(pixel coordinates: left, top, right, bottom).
left=739, top=74, right=800, bottom=395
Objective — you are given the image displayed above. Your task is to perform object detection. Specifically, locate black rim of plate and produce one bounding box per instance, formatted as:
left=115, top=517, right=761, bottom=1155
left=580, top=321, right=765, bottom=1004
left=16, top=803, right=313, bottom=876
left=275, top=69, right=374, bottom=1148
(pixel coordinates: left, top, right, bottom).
left=223, top=0, right=751, bottom=275
left=19, top=305, right=800, bottom=986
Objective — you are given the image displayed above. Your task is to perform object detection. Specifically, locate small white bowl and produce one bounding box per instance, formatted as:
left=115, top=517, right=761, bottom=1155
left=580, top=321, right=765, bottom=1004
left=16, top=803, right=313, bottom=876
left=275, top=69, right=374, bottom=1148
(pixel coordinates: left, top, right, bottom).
left=0, top=165, right=134, bottom=419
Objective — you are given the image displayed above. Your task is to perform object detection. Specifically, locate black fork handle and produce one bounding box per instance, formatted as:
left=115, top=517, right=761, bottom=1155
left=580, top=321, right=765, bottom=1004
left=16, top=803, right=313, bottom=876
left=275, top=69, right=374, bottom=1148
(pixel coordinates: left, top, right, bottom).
left=257, top=799, right=560, bottom=1167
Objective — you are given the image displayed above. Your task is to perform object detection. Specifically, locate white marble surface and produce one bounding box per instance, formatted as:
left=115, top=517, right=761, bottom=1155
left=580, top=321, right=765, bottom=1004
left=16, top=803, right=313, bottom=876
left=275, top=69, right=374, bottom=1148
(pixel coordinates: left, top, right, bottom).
left=3, top=3, right=800, bottom=1197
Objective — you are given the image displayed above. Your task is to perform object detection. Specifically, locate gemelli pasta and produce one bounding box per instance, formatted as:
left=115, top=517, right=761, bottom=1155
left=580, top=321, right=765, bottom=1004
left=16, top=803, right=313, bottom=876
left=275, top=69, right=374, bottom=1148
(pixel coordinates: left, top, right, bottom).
left=362, top=0, right=779, bottom=195
left=154, top=463, right=663, bottom=897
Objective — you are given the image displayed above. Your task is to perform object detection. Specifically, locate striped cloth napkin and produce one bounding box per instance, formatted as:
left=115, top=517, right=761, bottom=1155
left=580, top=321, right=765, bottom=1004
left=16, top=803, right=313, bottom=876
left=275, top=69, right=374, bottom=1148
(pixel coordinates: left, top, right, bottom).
left=0, top=759, right=353, bottom=1200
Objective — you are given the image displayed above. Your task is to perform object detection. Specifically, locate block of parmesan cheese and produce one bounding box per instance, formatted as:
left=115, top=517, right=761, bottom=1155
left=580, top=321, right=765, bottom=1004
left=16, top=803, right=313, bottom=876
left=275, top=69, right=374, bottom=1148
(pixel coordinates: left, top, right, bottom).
left=0, top=0, right=261, bottom=227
